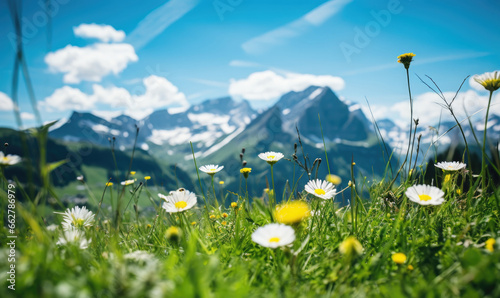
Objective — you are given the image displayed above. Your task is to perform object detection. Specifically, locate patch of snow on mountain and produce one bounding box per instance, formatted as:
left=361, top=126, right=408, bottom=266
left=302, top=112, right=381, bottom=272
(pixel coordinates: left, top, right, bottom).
left=188, top=113, right=230, bottom=125
left=308, top=88, right=323, bottom=100
left=149, top=128, right=191, bottom=146
left=349, top=104, right=361, bottom=112
left=168, top=106, right=189, bottom=114
left=92, top=124, right=110, bottom=133
left=200, top=126, right=246, bottom=158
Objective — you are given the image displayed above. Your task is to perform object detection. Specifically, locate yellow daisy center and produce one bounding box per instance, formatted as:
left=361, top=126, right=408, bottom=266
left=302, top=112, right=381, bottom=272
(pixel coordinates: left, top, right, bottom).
left=418, top=194, right=432, bottom=201
left=175, top=201, right=188, bottom=209
left=267, top=155, right=275, bottom=159
left=72, top=218, right=85, bottom=227
left=314, top=188, right=326, bottom=195
left=2, top=157, right=8, bottom=161
left=269, top=237, right=280, bottom=243
left=209, top=169, right=216, bottom=172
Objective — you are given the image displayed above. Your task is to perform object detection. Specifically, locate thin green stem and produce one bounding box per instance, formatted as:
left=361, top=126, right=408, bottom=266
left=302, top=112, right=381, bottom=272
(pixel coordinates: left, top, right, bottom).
left=481, top=91, right=493, bottom=191
left=211, top=175, right=219, bottom=208
left=271, top=164, right=276, bottom=206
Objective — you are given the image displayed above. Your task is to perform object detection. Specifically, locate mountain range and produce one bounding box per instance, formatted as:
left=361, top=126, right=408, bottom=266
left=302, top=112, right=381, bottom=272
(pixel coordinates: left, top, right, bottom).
left=47, top=85, right=499, bottom=200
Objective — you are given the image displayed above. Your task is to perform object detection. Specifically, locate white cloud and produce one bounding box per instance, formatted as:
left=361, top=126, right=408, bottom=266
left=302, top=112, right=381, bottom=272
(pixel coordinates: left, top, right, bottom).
left=228, top=70, right=345, bottom=100
left=43, top=86, right=96, bottom=111
left=45, top=43, right=138, bottom=83
left=73, top=23, right=126, bottom=42
left=21, top=112, right=35, bottom=120
left=42, top=75, right=188, bottom=116
left=126, top=0, right=199, bottom=50
left=0, top=92, right=14, bottom=111
left=242, top=0, right=352, bottom=54
left=363, top=89, right=500, bottom=127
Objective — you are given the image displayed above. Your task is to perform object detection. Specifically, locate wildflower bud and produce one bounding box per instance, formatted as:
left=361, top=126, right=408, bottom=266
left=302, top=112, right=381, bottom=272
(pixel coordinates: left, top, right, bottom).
left=146, top=224, right=152, bottom=229
left=242, top=160, right=247, bottom=167
left=339, top=236, right=363, bottom=258
left=407, top=265, right=414, bottom=271
left=486, top=238, right=496, bottom=252
left=414, top=118, right=419, bottom=126
left=241, top=148, right=246, bottom=154
left=112, top=137, right=116, bottom=141
left=209, top=215, right=216, bottom=219
left=77, top=175, right=84, bottom=182
left=191, top=221, right=196, bottom=226
left=239, top=153, right=243, bottom=161
left=294, top=143, right=297, bottom=153
left=221, top=221, right=227, bottom=226
left=348, top=181, right=354, bottom=187
left=292, top=154, right=298, bottom=161
left=231, top=202, right=238, bottom=208
left=4, top=143, right=8, bottom=147
left=219, top=181, right=224, bottom=185
left=166, top=226, right=181, bottom=242
left=352, top=162, right=356, bottom=166
left=391, top=253, right=407, bottom=264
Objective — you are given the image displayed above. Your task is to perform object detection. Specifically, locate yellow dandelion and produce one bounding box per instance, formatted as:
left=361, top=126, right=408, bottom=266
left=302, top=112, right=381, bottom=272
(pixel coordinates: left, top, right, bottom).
left=106, top=182, right=113, bottom=187
left=486, top=238, right=495, bottom=252
left=221, top=221, right=227, bottom=226
left=144, top=176, right=151, bottom=180
left=326, top=174, right=342, bottom=185
left=219, top=181, right=224, bottom=185
left=240, top=167, right=252, bottom=178
left=191, top=221, right=196, bottom=226
left=166, top=226, right=181, bottom=241
left=222, top=213, right=228, bottom=218
left=146, top=224, right=152, bottom=229
left=339, top=236, right=363, bottom=256
left=130, top=171, right=136, bottom=175
left=391, top=253, right=407, bottom=264
left=231, top=202, right=238, bottom=208
left=397, top=53, right=415, bottom=69
left=275, top=201, right=310, bottom=225
left=456, top=189, right=462, bottom=195
left=209, top=215, right=216, bottom=219
left=407, top=264, right=414, bottom=271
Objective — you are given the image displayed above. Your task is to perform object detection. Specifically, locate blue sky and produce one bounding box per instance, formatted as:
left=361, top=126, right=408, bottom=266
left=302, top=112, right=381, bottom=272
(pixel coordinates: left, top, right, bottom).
left=0, top=0, right=499, bottom=128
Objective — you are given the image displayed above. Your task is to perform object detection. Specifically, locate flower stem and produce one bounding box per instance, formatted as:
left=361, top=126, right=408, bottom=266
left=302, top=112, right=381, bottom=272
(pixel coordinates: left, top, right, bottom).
left=481, top=90, right=493, bottom=191
left=271, top=164, right=276, bottom=206
left=211, top=175, right=219, bottom=209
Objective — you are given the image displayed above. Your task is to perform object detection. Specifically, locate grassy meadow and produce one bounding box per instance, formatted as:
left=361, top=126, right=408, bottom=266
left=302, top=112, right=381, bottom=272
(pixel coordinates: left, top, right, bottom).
left=1, top=57, right=500, bottom=297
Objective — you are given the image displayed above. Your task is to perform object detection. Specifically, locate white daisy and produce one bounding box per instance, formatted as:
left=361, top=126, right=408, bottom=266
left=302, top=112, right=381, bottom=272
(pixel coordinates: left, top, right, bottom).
left=161, top=189, right=197, bottom=213
left=56, top=229, right=91, bottom=249
left=304, top=179, right=336, bottom=200
left=199, top=164, right=224, bottom=175
left=121, top=179, right=135, bottom=186
left=251, top=223, right=296, bottom=249
left=0, top=152, right=21, bottom=166
left=124, top=250, right=154, bottom=262
left=434, top=161, right=466, bottom=171
left=57, top=206, right=95, bottom=230
left=474, top=71, right=500, bottom=92
left=405, top=184, right=445, bottom=206
left=258, top=151, right=284, bottom=165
